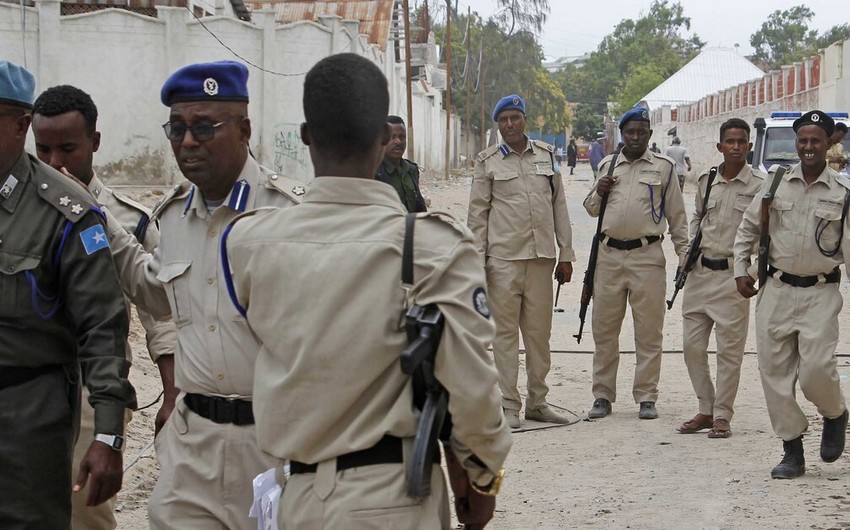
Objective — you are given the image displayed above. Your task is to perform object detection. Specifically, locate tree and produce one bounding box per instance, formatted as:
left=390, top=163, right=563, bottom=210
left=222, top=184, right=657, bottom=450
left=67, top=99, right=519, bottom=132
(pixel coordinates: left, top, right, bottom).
left=571, top=103, right=604, bottom=141
left=814, top=24, right=850, bottom=50
left=613, top=64, right=666, bottom=115
left=750, top=5, right=818, bottom=69
left=492, top=0, right=550, bottom=36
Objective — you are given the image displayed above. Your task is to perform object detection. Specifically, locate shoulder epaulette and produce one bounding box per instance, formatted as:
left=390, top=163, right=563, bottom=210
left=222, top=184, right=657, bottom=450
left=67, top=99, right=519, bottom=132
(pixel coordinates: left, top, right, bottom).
left=650, top=151, right=676, bottom=167
left=35, top=161, right=97, bottom=223
left=415, top=210, right=472, bottom=241
left=265, top=172, right=306, bottom=204
left=532, top=139, right=554, bottom=153
left=475, top=144, right=501, bottom=163
left=151, top=181, right=193, bottom=219
left=110, top=188, right=153, bottom=218
left=749, top=167, right=767, bottom=180
left=836, top=174, right=850, bottom=192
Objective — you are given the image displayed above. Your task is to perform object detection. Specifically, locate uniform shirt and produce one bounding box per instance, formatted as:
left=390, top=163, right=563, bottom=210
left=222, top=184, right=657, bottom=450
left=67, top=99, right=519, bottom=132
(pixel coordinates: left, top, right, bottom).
left=692, top=164, right=765, bottom=259
left=0, top=153, right=133, bottom=434
left=375, top=158, right=426, bottom=213
left=827, top=142, right=846, bottom=172
left=734, top=163, right=850, bottom=277
left=105, top=156, right=304, bottom=398
left=89, top=173, right=176, bottom=363
left=665, top=145, right=689, bottom=175
left=467, top=138, right=575, bottom=262
left=226, top=177, right=512, bottom=486
left=584, top=149, right=689, bottom=255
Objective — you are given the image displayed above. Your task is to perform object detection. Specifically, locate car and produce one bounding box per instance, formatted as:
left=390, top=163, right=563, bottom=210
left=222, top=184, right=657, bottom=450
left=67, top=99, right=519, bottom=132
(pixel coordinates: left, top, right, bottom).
left=752, top=111, right=849, bottom=176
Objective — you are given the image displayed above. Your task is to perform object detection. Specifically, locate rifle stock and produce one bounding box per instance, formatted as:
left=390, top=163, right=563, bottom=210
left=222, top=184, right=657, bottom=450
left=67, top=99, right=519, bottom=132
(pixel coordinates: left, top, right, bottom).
left=574, top=148, right=621, bottom=343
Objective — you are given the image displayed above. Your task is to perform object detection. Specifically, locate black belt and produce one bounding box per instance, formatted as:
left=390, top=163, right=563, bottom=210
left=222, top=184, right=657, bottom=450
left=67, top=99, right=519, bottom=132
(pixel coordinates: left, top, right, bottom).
left=184, top=393, right=255, bottom=425
left=290, top=435, right=440, bottom=474
left=700, top=256, right=729, bottom=271
left=0, top=364, right=62, bottom=391
left=601, top=234, right=661, bottom=251
left=767, top=266, right=841, bottom=288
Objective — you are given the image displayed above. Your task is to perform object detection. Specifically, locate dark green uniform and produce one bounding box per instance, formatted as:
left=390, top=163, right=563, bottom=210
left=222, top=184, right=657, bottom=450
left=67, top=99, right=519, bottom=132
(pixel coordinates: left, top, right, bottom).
left=375, top=158, right=427, bottom=212
left=0, top=153, right=134, bottom=529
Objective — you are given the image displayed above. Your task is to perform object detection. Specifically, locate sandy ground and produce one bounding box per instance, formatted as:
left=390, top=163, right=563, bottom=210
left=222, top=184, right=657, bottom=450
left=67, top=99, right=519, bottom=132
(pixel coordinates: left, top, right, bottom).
left=113, top=164, right=850, bottom=529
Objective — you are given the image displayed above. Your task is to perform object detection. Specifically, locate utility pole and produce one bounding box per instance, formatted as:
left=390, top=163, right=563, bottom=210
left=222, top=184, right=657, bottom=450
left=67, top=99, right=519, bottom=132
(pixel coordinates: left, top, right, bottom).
left=464, top=7, right=471, bottom=168
left=444, top=0, right=452, bottom=180
left=402, top=0, right=414, bottom=158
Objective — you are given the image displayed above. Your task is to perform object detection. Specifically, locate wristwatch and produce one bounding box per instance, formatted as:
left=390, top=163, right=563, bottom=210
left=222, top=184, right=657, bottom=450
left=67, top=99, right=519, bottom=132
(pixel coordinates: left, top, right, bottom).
left=470, top=467, right=506, bottom=497
left=94, top=433, right=124, bottom=451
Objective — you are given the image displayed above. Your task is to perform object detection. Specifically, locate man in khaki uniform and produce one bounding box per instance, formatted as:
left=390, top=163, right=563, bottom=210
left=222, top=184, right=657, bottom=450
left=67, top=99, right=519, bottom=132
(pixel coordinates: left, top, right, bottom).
left=31, top=84, right=177, bottom=530
left=584, top=107, right=688, bottom=420
left=225, top=53, right=512, bottom=530
left=735, top=110, right=849, bottom=479
left=0, top=60, right=134, bottom=530
left=676, top=118, right=764, bottom=440
left=100, top=61, right=304, bottom=529
left=467, top=94, right=575, bottom=429
left=826, top=122, right=847, bottom=172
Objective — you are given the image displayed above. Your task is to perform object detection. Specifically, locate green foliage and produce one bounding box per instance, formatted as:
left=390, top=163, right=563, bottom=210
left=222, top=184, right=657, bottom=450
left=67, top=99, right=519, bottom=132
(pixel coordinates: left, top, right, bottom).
left=613, top=64, right=666, bottom=115
left=571, top=103, right=605, bottom=141
left=814, top=24, right=850, bottom=50
left=750, top=5, right=818, bottom=68
left=492, top=0, right=550, bottom=36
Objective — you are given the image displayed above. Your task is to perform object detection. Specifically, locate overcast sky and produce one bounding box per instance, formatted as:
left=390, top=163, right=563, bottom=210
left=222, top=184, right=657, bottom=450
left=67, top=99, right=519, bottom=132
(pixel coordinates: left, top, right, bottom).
left=452, top=0, right=844, bottom=59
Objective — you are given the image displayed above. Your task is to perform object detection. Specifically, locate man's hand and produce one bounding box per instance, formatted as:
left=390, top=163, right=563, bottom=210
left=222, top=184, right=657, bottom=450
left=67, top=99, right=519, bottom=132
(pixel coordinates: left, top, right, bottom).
left=155, top=396, right=176, bottom=437
left=444, top=446, right=496, bottom=529
left=154, top=355, right=178, bottom=437
left=736, top=276, right=758, bottom=299
left=73, top=441, right=123, bottom=506
left=554, top=262, right=572, bottom=284
left=595, top=175, right=618, bottom=197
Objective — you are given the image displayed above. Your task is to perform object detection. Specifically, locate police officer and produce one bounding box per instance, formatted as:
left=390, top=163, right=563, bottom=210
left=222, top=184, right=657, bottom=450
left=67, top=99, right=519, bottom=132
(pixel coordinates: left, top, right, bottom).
left=376, top=115, right=427, bottom=212
left=0, top=61, right=134, bottom=529
left=224, top=53, right=511, bottom=530
left=677, top=118, right=764, bottom=439
left=30, top=84, right=177, bottom=530
left=104, top=61, right=304, bottom=529
left=734, top=110, right=849, bottom=479
left=584, top=107, right=688, bottom=420
left=467, top=94, right=575, bottom=429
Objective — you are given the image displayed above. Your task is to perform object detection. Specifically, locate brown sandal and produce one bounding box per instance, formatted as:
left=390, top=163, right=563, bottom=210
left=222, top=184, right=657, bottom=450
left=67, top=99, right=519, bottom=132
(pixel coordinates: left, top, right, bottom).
left=707, top=418, right=732, bottom=438
left=677, top=413, right=714, bottom=434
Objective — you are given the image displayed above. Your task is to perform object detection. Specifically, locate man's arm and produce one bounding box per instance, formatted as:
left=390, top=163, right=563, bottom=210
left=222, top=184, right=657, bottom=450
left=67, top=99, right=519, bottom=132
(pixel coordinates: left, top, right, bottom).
left=583, top=157, right=610, bottom=216
left=664, top=165, right=689, bottom=256
left=689, top=174, right=706, bottom=241
left=733, top=182, right=765, bottom=298
left=466, top=159, right=492, bottom=257
left=551, top=168, right=575, bottom=282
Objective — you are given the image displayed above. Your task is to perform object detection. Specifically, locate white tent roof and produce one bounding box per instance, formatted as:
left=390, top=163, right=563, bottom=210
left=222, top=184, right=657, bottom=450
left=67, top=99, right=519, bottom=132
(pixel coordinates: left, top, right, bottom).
left=640, top=47, right=764, bottom=109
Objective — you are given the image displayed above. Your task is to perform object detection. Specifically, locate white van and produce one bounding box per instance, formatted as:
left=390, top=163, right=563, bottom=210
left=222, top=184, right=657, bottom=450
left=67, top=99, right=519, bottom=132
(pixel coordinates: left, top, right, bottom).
left=751, top=111, right=849, bottom=175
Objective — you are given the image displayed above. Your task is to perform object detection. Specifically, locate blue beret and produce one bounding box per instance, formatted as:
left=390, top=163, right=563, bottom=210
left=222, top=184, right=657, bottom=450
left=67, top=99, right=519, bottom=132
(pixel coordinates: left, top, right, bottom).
left=161, top=61, right=249, bottom=106
left=618, top=107, right=650, bottom=129
left=492, top=94, right=526, bottom=121
left=793, top=110, right=834, bottom=137
left=0, top=61, right=35, bottom=109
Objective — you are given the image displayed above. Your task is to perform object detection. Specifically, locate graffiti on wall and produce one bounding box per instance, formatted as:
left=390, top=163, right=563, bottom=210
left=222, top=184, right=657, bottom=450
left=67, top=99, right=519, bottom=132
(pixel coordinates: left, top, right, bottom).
left=273, top=125, right=308, bottom=173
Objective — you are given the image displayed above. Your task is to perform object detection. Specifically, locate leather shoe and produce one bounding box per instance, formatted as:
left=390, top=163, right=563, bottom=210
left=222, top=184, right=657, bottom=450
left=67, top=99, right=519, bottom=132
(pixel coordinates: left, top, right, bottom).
left=503, top=408, right=521, bottom=429
left=821, top=409, right=848, bottom=463
left=525, top=405, right=569, bottom=424
left=639, top=401, right=658, bottom=420
left=587, top=398, right=612, bottom=419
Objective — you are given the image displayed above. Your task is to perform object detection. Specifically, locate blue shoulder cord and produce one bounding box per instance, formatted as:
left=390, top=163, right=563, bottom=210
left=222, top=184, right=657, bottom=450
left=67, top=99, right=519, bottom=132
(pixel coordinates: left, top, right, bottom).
left=648, top=171, right=672, bottom=225
left=24, top=219, right=74, bottom=319
left=220, top=222, right=248, bottom=319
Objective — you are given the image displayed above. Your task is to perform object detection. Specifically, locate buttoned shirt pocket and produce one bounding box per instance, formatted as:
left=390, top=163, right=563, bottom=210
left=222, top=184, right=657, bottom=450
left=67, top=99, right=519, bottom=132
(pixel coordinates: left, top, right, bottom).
left=814, top=204, right=844, bottom=254
left=156, top=261, right=193, bottom=328
left=734, top=193, right=756, bottom=212
left=704, top=197, right=718, bottom=224
left=529, top=170, right=555, bottom=196
left=770, top=197, right=794, bottom=232
left=0, top=250, right=41, bottom=318
left=492, top=171, right=519, bottom=199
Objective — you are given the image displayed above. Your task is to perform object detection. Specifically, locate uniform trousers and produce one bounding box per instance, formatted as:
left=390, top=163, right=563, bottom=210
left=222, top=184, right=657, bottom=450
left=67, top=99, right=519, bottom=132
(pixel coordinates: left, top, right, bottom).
left=591, top=241, right=666, bottom=403
left=682, top=262, right=749, bottom=421
left=486, top=256, right=556, bottom=411
left=71, top=388, right=131, bottom=530
left=756, top=277, right=846, bottom=441
left=149, top=397, right=275, bottom=530
left=279, top=461, right=449, bottom=529
left=0, top=368, right=77, bottom=530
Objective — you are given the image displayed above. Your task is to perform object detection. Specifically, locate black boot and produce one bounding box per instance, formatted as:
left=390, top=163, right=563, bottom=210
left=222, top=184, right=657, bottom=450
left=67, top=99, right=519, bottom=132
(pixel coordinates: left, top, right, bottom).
left=771, top=436, right=805, bottom=479
left=821, top=409, right=848, bottom=462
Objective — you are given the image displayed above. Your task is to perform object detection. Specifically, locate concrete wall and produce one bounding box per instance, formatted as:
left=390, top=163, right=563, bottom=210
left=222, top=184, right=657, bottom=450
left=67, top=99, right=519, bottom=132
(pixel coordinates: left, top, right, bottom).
left=0, top=1, right=459, bottom=184
left=649, top=43, right=847, bottom=172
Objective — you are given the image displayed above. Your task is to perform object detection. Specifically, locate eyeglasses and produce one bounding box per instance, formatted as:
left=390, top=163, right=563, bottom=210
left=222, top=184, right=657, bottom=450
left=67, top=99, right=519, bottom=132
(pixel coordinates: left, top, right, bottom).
left=161, top=116, right=239, bottom=142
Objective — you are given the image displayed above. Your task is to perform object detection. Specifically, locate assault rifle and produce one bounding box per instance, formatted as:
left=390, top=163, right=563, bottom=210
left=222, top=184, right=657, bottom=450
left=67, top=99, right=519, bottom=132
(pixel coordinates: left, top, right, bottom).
left=574, top=147, right=621, bottom=343
left=666, top=166, right=718, bottom=309
left=759, top=165, right=787, bottom=287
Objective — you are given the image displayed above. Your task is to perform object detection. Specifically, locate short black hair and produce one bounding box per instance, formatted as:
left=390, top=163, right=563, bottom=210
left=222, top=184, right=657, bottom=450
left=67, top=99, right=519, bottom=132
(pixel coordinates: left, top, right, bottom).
left=303, top=54, right=388, bottom=159
left=32, top=85, right=98, bottom=137
left=719, top=118, right=750, bottom=142
left=387, top=115, right=405, bottom=126
left=836, top=122, right=848, bottom=133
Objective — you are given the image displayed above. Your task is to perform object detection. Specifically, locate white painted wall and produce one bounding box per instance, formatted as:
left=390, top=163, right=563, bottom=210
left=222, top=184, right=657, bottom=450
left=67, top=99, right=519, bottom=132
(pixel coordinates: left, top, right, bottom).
left=0, top=1, right=460, bottom=184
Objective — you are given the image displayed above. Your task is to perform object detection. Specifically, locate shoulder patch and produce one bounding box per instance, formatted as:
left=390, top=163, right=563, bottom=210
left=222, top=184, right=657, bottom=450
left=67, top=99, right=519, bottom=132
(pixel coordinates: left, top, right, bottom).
left=35, top=162, right=96, bottom=223
left=475, top=144, right=501, bottom=163
left=151, top=181, right=193, bottom=219
left=472, top=287, right=491, bottom=319
left=532, top=139, right=554, bottom=153
left=265, top=173, right=306, bottom=204
left=79, top=223, right=110, bottom=255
